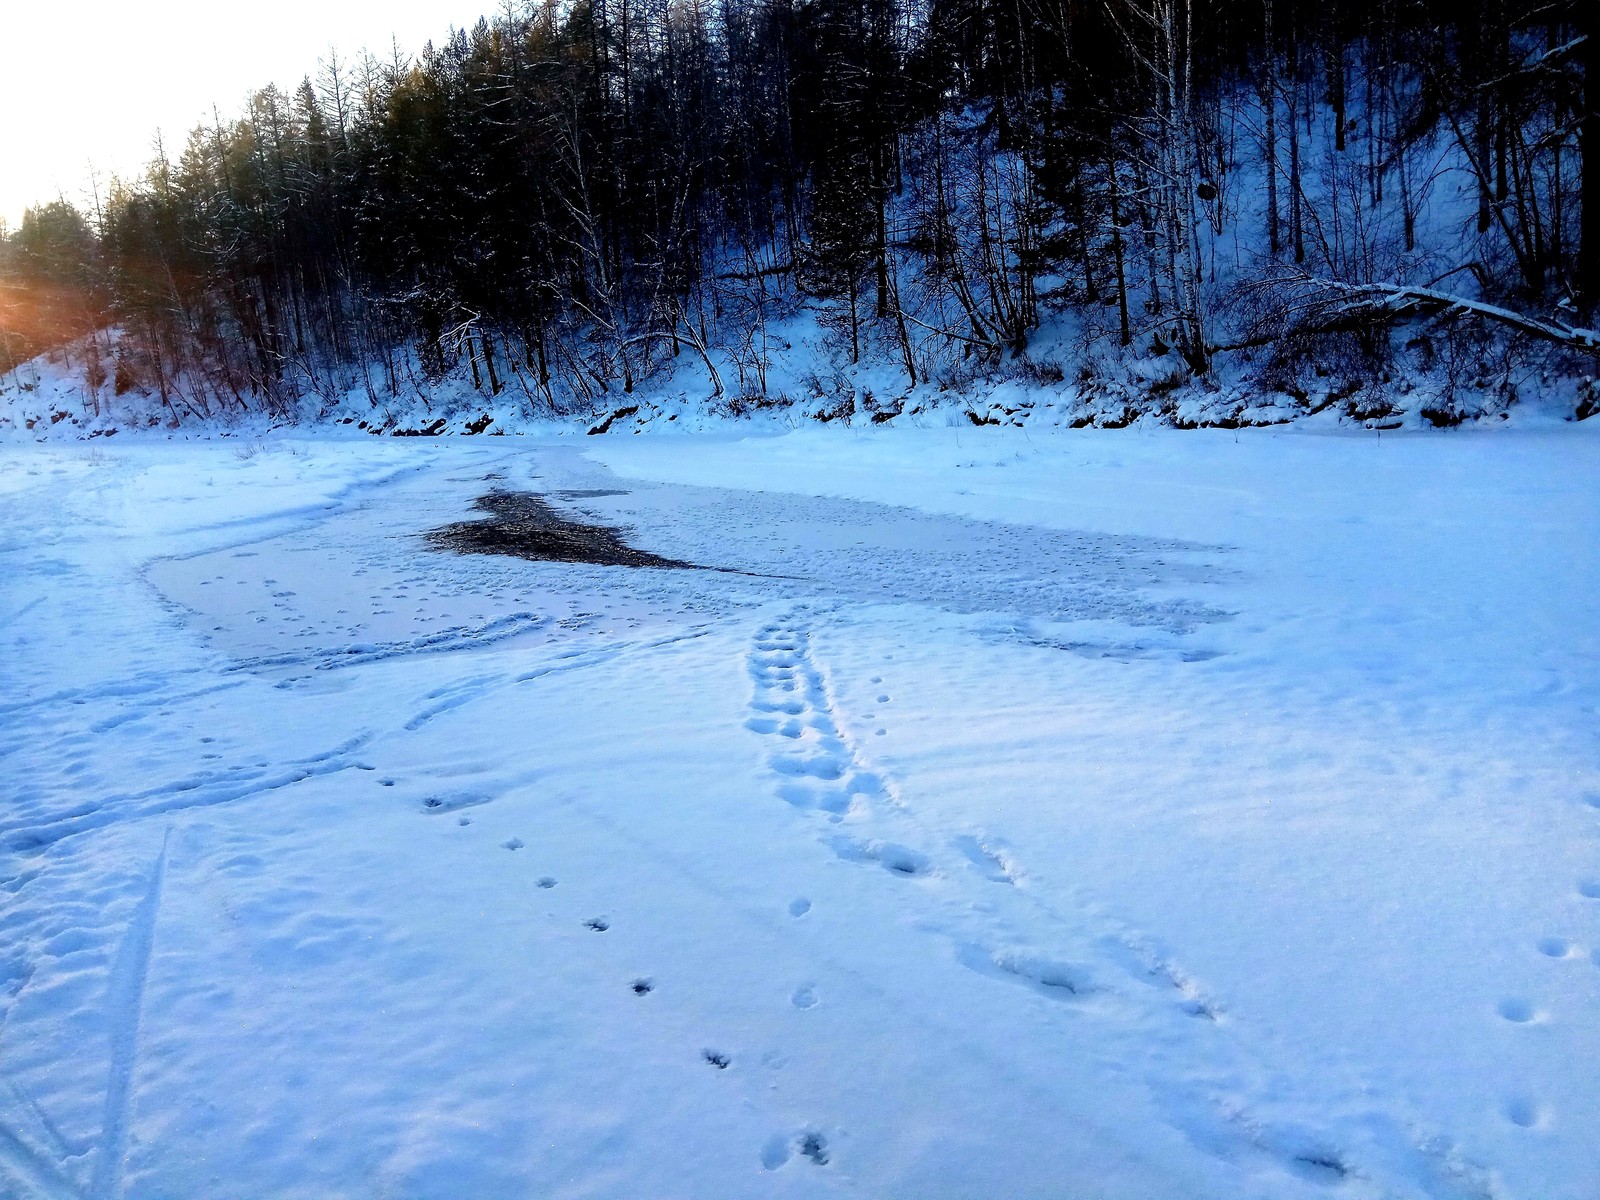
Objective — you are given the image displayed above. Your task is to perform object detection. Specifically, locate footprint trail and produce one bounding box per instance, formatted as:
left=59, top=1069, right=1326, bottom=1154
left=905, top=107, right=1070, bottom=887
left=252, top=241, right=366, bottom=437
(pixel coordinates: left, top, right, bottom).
left=742, top=609, right=1494, bottom=1200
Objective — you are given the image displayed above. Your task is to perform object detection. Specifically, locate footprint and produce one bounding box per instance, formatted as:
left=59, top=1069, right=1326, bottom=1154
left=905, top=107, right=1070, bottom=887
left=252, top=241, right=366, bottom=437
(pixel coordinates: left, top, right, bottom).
left=584, top=917, right=610, bottom=932
left=831, top=836, right=931, bottom=877
left=996, top=953, right=1091, bottom=996
left=772, top=754, right=846, bottom=781
left=788, top=897, right=811, bottom=918
left=537, top=877, right=557, bottom=889
left=1536, top=937, right=1573, bottom=958
left=875, top=694, right=889, bottom=704
left=776, top=781, right=853, bottom=816
left=792, top=985, right=819, bottom=1009
left=1578, top=881, right=1600, bottom=900
left=954, top=834, right=1016, bottom=884
left=1497, top=998, right=1538, bottom=1023
left=1504, top=1097, right=1544, bottom=1128
left=458, top=816, right=472, bottom=826
left=703, top=1050, right=731, bottom=1069
left=631, top=978, right=654, bottom=995
left=961, top=944, right=1095, bottom=999
left=1153, top=962, right=1219, bottom=1019
left=502, top=838, right=524, bottom=850
left=754, top=699, right=806, bottom=716
left=760, top=1135, right=792, bottom=1170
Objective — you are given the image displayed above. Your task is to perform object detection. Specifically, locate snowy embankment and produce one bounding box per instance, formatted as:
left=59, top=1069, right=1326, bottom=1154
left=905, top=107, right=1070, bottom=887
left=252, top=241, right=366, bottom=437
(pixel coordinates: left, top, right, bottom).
left=6, top=299, right=1598, bottom=442
left=1, top=426, right=1598, bottom=1199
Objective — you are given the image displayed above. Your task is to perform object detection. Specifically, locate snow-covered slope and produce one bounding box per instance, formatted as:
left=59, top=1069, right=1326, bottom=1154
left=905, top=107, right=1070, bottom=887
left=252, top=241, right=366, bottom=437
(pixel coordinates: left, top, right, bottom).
left=2, top=425, right=1598, bottom=1198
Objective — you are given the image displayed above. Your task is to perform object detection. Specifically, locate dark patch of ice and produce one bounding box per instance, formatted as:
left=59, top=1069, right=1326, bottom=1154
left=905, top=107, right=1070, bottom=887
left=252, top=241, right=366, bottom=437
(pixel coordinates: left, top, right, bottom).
left=429, top=490, right=694, bottom=569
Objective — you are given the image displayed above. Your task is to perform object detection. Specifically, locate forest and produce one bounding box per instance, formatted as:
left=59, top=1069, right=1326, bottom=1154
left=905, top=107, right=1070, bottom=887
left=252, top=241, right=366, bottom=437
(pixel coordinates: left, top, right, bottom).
left=1, top=0, right=1595, bottom=425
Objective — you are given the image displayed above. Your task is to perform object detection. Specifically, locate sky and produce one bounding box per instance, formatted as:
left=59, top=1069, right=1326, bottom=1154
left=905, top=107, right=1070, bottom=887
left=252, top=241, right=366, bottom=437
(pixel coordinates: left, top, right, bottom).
left=0, top=0, right=497, bottom=229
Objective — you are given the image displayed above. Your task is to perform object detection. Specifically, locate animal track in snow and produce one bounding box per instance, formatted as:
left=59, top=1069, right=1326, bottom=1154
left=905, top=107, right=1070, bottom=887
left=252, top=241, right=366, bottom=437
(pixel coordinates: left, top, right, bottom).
left=703, top=1050, right=730, bottom=1069
left=537, top=876, right=557, bottom=889
left=584, top=917, right=609, bottom=932
left=631, top=978, right=653, bottom=995
left=419, top=791, right=494, bottom=815
left=791, top=985, right=818, bottom=1009
left=1536, top=937, right=1573, bottom=958
left=502, top=838, right=524, bottom=851
left=1577, top=880, right=1600, bottom=900
left=788, top=897, right=811, bottom=917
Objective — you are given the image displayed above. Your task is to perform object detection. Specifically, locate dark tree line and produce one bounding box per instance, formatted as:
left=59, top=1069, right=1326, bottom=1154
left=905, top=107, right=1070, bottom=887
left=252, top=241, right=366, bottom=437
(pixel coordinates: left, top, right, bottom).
left=2, top=0, right=1594, bottom=419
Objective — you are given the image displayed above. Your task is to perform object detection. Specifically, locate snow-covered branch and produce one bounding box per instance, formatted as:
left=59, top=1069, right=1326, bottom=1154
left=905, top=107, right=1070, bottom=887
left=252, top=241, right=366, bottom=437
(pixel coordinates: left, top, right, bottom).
left=1473, top=35, right=1588, bottom=92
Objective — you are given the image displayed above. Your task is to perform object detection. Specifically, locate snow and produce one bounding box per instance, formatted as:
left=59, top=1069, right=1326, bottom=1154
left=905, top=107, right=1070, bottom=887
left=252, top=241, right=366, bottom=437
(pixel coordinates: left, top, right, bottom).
left=2, top=425, right=1598, bottom=1199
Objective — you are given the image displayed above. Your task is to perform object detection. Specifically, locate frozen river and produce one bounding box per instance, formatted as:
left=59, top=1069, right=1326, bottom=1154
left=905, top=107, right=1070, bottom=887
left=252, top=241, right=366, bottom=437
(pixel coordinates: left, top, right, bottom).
left=2, top=425, right=1598, bottom=1199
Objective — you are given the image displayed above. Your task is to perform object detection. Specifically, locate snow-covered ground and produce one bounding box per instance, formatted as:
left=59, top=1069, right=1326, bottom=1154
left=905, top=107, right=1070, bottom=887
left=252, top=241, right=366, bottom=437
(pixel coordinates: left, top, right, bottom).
left=2, top=425, right=1598, bottom=1199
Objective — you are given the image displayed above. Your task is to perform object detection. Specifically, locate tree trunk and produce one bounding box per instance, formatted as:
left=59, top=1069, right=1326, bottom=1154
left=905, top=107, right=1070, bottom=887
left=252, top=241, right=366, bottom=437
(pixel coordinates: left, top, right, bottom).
left=1108, top=150, right=1131, bottom=346
left=1263, top=0, right=1280, bottom=256
left=1580, top=7, right=1600, bottom=303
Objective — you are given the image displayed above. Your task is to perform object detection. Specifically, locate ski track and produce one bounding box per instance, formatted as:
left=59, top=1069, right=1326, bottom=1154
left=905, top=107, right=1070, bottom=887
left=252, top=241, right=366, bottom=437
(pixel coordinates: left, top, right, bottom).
left=0, top=840, right=172, bottom=1200
left=88, top=835, right=167, bottom=1200
left=744, top=607, right=1495, bottom=1200
left=402, top=628, right=712, bottom=733
left=156, top=459, right=429, bottom=547
left=0, top=612, right=709, bottom=856
left=394, top=629, right=718, bottom=824
left=0, top=1118, right=80, bottom=1200
left=0, top=670, right=222, bottom=724
left=0, top=737, right=373, bottom=853
left=223, top=611, right=550, bottom=676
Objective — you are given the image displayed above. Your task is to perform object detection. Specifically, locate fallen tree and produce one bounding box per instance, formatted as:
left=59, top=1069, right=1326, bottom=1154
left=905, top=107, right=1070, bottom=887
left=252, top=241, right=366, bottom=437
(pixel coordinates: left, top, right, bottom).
left=1217, top=273, right=1600, bottom=360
